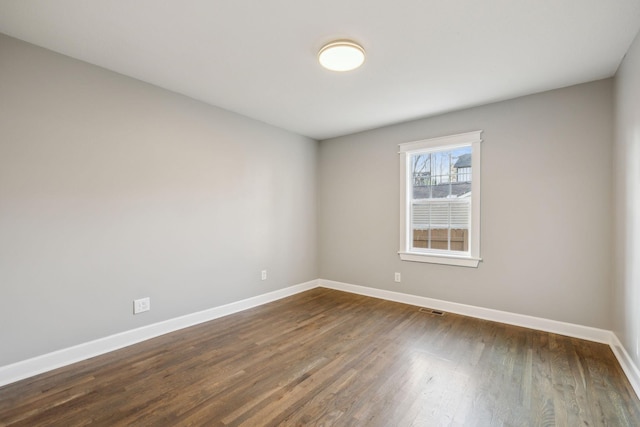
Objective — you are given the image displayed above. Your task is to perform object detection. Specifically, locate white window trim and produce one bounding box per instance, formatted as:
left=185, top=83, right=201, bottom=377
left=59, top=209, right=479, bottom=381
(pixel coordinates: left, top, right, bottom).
left=398, top=130, right=482, bottom=268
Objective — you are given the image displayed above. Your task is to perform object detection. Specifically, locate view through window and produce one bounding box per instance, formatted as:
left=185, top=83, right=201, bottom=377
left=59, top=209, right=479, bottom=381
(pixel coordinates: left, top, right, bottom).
left=410, top=146, right=472, bottom=252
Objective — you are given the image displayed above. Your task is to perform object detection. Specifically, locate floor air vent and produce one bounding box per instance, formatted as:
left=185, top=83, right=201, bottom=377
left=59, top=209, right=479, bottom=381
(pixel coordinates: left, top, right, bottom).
left=419, top=307, right=445, bottom=316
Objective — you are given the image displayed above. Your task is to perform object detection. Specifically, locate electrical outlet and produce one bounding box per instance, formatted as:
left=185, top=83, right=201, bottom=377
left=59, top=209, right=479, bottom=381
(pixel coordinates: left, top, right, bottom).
left=394, top=272, right=401, bottom=283
left=133, top=297, right=150, bottom=314
left=261, top=270, right=267, bottom=280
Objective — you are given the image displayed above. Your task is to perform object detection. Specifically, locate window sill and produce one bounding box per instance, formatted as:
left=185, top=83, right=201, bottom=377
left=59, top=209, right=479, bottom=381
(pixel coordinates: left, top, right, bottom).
left=398, top=251, right=481, bottom=268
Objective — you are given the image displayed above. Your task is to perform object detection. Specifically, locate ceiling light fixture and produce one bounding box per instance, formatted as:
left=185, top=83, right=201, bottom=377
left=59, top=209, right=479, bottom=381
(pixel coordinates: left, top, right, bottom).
left=318, top=40, right=365, bottom=72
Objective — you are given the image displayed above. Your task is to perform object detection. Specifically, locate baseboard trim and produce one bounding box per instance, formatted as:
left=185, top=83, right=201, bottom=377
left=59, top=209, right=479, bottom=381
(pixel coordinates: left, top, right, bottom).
left=3, top=278, right=640, bottom=401
left=319, top=279, right=640, bottom=399
left=320, top=279, right=611, bottom=342
left=609, top=334, right=640, bottom=399
left=0, top=280, right=319, bottom=388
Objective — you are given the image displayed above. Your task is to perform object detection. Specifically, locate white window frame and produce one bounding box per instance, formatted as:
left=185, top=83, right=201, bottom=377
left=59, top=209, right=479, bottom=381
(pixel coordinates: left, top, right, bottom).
left=398, top=131, right=482, bottom=267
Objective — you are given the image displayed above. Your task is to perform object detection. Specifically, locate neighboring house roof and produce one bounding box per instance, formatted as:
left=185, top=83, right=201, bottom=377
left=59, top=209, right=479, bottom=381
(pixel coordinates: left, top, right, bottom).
left=413, top=182, right=471, bottom=199
left=454, top=153, right=471, bottom=168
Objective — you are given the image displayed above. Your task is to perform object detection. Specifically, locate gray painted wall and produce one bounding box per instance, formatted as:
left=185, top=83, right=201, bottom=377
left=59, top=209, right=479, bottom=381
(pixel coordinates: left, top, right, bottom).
left=613, top=30, right=640, bottom=368
left=0, top=29, right=627, bottom=370
left=0, top=34, right=318, bottom=366
left=319, top=79, right=613, bottom=329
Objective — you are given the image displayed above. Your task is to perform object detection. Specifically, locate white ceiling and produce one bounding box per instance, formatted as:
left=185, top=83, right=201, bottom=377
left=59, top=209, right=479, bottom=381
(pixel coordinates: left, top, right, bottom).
left=1, top=1, right=639, bottom=140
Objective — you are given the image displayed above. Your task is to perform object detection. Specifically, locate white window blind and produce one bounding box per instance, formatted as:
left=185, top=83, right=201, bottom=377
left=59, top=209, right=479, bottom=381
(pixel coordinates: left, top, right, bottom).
left=411, top=199, right=470, bottom=230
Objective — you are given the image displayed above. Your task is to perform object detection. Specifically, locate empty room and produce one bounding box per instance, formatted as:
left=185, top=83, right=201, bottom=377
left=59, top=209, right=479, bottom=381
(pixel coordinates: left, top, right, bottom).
left=1, top=1, right=640, bottom=425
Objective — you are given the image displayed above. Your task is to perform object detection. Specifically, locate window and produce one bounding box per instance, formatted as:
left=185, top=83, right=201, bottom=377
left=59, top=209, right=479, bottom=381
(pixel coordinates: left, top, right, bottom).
left=399, top=131, right=482, bottom=267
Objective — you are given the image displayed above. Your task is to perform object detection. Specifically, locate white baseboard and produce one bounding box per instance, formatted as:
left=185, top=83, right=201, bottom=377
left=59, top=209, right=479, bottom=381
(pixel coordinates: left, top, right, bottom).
left=0, top=280, right=318, bottom=388
left=3, top=277, right=639, bottom=402
left=319, top=279, right=640, bottom=399
left=609, top=334, right=640, bottom=399
left=319, top=279, right=612, bottom=342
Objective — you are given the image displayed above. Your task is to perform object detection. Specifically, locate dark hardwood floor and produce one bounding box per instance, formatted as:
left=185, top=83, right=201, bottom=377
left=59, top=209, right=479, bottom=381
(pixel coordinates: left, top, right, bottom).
left=1, top=287, right=639, bottom=426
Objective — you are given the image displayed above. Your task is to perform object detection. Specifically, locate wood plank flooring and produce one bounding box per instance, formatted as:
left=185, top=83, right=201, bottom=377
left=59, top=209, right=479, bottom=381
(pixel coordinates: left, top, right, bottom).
left=1, top=288, right=639, bottom=426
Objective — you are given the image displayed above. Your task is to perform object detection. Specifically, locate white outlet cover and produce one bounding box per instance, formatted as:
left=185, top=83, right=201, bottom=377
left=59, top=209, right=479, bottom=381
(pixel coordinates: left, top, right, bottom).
left=134, top=297, right=150, bottom=314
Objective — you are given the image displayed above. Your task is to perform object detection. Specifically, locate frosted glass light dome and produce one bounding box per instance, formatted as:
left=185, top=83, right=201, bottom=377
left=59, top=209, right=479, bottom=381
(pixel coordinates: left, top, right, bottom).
left=318, top=40, right=365, bottom=72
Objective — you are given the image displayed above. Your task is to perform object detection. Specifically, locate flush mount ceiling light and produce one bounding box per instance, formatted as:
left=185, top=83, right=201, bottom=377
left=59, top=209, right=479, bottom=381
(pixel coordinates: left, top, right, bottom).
left=318, top=40, right=365, bottom=72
